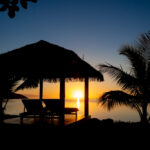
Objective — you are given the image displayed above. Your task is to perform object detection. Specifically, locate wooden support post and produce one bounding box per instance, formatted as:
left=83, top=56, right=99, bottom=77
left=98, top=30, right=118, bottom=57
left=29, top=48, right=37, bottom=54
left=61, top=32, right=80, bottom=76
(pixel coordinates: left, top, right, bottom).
left=85, top=77, right=89, bottom=118
left=40, top=78, right=43, bottom=101
left=0, top=98, right=3, bottom=123
left=60, top=77, right=65, bottom=126
left=60, top=77, right=65, bottom=108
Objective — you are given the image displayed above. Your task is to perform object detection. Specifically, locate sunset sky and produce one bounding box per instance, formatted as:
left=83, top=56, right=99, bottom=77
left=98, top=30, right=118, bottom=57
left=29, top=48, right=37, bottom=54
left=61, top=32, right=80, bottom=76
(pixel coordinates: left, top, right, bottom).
left=1, top=0, right=150, bottom=99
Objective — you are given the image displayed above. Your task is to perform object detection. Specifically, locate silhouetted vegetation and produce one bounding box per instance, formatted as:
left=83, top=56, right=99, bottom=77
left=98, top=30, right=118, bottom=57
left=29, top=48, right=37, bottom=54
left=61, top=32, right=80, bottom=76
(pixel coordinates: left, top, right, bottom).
left=99, top=31, right=150, bottom=124
left=0, top=73, right=26, bottom=121
left=0, top=0, right=37, bottom=18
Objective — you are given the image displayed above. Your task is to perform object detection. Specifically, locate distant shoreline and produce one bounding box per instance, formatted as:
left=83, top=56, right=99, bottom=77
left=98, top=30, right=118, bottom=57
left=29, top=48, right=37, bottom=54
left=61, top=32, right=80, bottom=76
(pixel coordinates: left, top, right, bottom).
left=3, top=99, right=144, bottom=122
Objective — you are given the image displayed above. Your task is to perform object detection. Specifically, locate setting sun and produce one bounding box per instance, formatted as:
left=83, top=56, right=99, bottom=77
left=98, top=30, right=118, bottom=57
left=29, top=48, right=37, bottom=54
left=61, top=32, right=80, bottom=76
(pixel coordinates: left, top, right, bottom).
left=73, top=91, right=83, bottom=99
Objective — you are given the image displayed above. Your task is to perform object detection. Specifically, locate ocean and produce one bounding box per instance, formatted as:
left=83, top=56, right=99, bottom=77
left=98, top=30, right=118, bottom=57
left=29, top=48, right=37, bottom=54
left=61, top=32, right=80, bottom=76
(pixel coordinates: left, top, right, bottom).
left=3, top=99, right=150, bottom=122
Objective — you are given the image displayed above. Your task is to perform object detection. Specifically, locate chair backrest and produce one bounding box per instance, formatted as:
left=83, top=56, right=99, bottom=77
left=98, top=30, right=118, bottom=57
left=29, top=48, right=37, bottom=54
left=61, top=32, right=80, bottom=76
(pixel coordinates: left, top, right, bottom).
left=43, top=99, right=62, bottom=113
left=22, top=99, right=44, bottom=113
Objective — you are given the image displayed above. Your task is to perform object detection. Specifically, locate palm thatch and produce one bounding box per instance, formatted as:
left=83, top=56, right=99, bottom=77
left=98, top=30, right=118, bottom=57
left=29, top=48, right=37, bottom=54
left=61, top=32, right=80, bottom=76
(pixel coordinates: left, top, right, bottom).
left=0, top=40, right=103, bottom=82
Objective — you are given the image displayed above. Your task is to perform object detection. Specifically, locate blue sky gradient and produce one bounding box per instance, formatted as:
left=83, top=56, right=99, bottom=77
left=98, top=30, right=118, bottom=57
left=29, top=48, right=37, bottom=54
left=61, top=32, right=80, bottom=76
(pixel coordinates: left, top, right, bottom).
left=0, top=0, right=150, bottom=68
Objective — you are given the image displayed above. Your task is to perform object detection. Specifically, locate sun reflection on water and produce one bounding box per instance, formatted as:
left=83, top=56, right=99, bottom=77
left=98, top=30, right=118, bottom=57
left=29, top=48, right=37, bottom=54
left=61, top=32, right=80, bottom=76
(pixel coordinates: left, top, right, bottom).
left=73, top=91, right=83, bottom=110
left=77, top=97, right=80, bottom=109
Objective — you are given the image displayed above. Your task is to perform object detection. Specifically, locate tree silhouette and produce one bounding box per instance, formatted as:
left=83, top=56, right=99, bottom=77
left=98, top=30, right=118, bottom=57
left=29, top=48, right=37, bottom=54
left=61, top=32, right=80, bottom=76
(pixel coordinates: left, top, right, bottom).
left=0, top=73, right=26, bottom=121
left=0, top=0, right=37, bottom=18
left=99, top=31, right=150, bottom=124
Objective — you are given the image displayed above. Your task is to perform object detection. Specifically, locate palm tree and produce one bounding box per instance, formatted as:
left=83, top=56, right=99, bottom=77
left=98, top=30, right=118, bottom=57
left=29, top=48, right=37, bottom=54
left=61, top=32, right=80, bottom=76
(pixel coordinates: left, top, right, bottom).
left=0, top=73, right=26, bottom=120
left=99, top=31, right=150, bottom=124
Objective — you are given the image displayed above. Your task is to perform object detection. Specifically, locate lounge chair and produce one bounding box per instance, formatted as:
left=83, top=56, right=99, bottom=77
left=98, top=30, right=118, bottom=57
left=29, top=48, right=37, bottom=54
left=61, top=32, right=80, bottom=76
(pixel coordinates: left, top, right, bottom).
left=43, top=99, right=61, bottom=116
left=20, top=99, right=48, bottom=123
left=43, top=99, right=79, bottom=118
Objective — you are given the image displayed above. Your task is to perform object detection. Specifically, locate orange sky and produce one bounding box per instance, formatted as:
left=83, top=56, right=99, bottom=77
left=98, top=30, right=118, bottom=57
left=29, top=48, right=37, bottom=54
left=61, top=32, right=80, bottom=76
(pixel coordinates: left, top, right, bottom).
left=17, top=74, right=121, bottom=100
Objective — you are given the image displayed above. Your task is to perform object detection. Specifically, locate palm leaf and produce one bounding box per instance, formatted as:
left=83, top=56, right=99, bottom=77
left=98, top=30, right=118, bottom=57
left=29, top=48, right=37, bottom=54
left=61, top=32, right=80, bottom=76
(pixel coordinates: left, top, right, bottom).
left=138, top=31, right=150, bottom=51
left=120, top=46, right=146, bottom=80
left=147, top=61, right=150, bottom=83
left=4, top=92, right=27, bottom=99
left=0, top=73, right=22, bottom=98
left=99, top=64, right=138, bottom=94
left=15, top=78, right=39, bottom=91
left=99, top=90, right=141, bottom=112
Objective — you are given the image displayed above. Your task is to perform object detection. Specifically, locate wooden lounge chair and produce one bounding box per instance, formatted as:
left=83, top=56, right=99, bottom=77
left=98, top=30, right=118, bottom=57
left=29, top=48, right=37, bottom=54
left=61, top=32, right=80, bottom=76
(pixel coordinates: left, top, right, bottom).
left=43, top=99, right=61, bottom=117
left=43, top=99, right=79, bottom=118
left=20, top=99, right=48, bottom=123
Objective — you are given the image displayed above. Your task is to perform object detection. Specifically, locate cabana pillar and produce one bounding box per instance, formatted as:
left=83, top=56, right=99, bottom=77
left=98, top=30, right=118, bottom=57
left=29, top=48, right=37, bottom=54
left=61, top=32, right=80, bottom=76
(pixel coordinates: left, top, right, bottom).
left=40, top=78, right=43, bottom=100
left=84, top=77, right=89, bottom=118
left=60, top=77, right=65, bottom=107
left=60, top=77, right=65, bottom=125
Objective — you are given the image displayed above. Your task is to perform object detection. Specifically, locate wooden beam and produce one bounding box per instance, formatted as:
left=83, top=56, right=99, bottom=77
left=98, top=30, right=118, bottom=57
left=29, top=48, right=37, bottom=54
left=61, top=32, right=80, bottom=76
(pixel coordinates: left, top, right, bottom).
left=60, top=77, right=65, bottom=126
left=40, top=78, right=43, bottom=100
left=85, top=77, right=89, bottom=117
left=60, top=77, right=65, bottom=109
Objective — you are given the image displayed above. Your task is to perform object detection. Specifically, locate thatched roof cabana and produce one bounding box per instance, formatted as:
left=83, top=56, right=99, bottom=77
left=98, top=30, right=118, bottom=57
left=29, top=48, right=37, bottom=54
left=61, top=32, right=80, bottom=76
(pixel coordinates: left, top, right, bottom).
left=0, top=40, right=103, bottom=117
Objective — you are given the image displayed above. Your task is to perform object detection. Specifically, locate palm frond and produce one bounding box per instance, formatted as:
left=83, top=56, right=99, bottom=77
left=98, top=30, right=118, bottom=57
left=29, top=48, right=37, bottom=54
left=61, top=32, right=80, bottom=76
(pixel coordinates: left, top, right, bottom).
left=0, top=73, right=22, bottom=98
left=120, top=45, right=146, bottom=80
left=147, top=61, right=150, bottom=83
left=99, top=90, right=137, bottom=111
left=15, top=78, right=39, bottom=91
left=99, top=64, right=138, bottom=93
left=4, top=92, right=27, bottom=99
left=138, top=31, right=150, bottom=51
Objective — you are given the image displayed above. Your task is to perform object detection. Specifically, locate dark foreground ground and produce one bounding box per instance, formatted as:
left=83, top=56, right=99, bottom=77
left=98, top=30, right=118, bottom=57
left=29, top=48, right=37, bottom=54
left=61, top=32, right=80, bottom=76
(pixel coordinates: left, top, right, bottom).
left=1, top=117, right=150, bottom=132
left=1, top=118, right=150, bottom=146
left=68, top=118, right=150, bottom=129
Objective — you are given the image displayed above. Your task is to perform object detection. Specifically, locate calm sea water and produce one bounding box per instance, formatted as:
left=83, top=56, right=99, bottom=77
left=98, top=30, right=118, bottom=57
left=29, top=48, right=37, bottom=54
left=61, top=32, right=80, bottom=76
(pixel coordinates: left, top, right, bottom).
left=3, top=99, right=150, bottom=122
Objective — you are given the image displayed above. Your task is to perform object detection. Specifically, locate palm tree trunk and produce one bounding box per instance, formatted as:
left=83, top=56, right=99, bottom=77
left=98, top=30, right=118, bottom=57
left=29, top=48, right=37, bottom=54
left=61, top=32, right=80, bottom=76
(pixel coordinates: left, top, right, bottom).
left=141, top=103, right=148, bottom=124
left=0, top=98, right=3, bottom=123
left=134, top=104, right=142, bottom=121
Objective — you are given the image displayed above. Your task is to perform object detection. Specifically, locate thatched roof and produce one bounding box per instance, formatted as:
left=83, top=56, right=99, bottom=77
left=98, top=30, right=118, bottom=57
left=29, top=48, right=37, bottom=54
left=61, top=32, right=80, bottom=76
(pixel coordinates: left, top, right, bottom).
left=0, top=40, right=103, bottom=81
